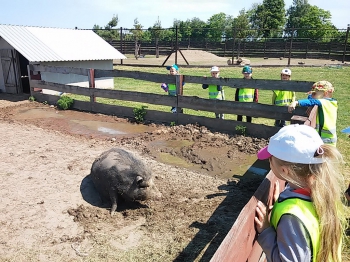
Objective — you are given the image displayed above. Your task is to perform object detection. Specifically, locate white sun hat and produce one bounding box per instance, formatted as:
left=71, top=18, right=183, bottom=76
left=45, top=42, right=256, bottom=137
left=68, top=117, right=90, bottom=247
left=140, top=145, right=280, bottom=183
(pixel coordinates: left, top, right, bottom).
left=211, top=66, right=220, bottom=72
left=281, top=68, right=292, bottom=76
left=257, top=124, right=325, bottom=164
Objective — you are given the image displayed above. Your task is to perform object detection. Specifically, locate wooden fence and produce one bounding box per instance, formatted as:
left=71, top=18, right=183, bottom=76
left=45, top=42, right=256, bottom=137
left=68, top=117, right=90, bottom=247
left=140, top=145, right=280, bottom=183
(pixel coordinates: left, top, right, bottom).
left=110, top=39, right=350, bottom=62
left=28, top=64, right=317, bottom=261
left=28, top=64, right=314, bottom=138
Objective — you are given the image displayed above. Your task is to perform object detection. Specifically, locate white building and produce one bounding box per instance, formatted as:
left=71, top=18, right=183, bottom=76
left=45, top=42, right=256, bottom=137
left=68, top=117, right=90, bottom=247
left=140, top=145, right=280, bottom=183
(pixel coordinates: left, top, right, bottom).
left=0, top=24, right=126, bottom=94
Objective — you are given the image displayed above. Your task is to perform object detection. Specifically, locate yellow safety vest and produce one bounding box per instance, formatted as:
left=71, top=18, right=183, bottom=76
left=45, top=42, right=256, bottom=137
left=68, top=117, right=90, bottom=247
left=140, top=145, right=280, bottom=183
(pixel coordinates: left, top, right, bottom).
left=270, top=197, right=320, bottom=262
left=168, top=84, right=177, bottom=96
left=238, top=88, right=254, bottom=102
left=315, top=99, right=337, bottom=146
left=208, top=85, right=223, bottom=100
left=274, top=90, right=294, bottom=106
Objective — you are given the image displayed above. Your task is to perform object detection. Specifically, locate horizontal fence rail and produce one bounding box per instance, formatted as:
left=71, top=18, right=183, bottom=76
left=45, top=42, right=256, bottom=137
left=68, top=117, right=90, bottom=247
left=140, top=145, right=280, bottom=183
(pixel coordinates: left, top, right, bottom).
left=28, top=64, right=313, bottom=139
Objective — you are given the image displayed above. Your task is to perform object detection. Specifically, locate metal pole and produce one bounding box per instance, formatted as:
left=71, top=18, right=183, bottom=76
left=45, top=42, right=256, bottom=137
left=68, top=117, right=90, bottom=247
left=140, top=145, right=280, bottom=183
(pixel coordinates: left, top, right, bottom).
left=342, top=25, right=350, bottom=63
left=288, top=28, right=294, bottom=67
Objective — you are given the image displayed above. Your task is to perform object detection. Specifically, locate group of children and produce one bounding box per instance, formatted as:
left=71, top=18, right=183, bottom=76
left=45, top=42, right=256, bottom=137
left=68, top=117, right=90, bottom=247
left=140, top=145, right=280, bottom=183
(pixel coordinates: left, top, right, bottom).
left=162, top=64, right=349, bottom=261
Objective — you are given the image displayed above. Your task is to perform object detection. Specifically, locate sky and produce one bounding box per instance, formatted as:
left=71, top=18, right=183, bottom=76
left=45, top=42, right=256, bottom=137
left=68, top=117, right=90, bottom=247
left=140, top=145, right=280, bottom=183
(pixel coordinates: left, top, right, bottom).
left=1, top=0, right=349, bottom=30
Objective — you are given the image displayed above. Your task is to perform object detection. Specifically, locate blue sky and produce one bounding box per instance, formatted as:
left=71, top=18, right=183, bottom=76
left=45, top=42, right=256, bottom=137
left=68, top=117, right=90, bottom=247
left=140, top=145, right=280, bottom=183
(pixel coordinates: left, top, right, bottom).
left=1, top=0, right=349, bottom=30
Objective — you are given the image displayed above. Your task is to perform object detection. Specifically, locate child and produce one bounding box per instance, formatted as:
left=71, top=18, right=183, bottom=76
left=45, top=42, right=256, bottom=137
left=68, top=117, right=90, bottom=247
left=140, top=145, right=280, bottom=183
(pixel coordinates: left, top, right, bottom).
left=160, top=64, right=183, bottom=113
left=288, top=80, right=337, bottom=146
left=272, top=68, right=296, bottom=127
left=202, top=66, right=225, bottom=119
left=342, top=127, right=350, bottom=203
left=255, top=124, right=345, bottom=262
left=235, top=66, right=258, bottom=122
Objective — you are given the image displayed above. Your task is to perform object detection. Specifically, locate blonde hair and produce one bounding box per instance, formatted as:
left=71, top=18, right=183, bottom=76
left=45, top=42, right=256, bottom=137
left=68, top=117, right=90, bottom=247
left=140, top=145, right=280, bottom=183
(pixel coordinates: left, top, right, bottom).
left=273, top=144, right=346, bottom=262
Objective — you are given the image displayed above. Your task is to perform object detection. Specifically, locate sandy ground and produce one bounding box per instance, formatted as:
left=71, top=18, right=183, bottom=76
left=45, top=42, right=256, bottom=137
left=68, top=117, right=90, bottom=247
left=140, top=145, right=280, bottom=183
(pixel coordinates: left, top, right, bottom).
left=0, top=97, right=267, bottom=261
left=116, top=49, right=349, bottom=67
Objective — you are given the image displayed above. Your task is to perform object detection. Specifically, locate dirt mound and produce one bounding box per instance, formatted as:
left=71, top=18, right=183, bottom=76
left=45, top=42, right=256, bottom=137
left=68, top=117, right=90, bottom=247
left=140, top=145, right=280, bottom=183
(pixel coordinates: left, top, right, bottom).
left=167, top=49, right=228, bottom=63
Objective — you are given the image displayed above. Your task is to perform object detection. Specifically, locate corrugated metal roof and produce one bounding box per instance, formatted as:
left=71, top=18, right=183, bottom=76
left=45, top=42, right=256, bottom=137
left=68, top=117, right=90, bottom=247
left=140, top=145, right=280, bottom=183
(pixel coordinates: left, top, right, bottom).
left=0, top=24, right=126, bottom=62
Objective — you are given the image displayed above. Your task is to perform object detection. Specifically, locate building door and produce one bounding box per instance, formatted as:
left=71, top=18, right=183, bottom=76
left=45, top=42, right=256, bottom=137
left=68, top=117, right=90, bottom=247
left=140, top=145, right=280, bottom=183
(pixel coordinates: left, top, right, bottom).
left=0, top=49, right=22, bottom=94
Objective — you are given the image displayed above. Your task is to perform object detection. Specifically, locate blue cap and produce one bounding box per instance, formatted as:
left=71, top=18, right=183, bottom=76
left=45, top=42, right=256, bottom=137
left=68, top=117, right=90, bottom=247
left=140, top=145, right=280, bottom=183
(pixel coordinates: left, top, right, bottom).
left=242, top=66, right=252, bottom=74
left=166, top=64, right=179, bottom=71
left=341, top=127, right=350, bottom=134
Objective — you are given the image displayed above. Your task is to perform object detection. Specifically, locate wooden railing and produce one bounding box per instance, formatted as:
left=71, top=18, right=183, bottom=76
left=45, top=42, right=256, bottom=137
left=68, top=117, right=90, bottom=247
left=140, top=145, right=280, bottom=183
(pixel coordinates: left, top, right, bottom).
left=28, top=64, right=314, bottom=139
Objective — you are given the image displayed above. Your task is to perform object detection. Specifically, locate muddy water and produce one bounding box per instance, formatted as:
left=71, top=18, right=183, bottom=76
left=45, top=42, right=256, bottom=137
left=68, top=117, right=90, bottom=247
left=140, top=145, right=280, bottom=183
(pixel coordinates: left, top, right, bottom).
left=12, top=107, right=270, bottom=180
left=13, top=107, right=156, bottom=137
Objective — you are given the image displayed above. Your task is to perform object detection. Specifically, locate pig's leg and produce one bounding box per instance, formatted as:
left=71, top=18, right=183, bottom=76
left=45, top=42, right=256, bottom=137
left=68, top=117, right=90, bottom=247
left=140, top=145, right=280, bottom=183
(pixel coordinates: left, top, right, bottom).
left=109, top=188, right=118, bottom=215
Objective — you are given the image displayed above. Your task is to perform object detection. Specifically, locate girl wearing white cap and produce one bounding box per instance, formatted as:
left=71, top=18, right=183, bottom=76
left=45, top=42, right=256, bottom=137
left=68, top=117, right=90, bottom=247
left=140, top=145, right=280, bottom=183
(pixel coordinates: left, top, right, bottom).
left=255, top=124, right=345, bottom=262
left=272, top=68, right=296, bottom=127
left=202, top=66, right=225, bottom=119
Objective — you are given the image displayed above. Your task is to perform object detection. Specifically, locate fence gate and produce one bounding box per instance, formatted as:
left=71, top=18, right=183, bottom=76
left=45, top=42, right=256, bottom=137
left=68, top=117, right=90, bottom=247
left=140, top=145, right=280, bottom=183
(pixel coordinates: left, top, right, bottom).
left=0, top=49, right=22, bottom=94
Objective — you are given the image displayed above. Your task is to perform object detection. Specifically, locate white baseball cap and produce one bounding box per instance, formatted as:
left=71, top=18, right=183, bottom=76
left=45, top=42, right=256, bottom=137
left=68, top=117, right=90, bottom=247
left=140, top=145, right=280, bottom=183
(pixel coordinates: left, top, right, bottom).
left=281, top=68, right=291, bottom=76
left=211, top=66, right=220, bottom=72
left=257, top=124, right=325, bottom=164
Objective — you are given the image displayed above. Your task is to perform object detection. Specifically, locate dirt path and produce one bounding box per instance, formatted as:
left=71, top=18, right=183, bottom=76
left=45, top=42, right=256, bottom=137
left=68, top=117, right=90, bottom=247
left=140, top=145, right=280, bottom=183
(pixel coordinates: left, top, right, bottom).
left=0, top=97, right=268, bottom=261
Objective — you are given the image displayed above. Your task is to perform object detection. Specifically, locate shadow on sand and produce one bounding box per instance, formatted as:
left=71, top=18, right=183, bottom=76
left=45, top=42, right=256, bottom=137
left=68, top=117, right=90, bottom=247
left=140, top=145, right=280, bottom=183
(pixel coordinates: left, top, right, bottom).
left=173, top=159, right=270, bottom=262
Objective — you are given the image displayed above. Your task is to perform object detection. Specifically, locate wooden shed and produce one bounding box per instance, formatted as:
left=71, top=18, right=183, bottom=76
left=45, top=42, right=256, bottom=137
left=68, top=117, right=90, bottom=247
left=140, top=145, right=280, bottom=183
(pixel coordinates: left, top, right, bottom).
left=0, top=24, right=126, bottom=94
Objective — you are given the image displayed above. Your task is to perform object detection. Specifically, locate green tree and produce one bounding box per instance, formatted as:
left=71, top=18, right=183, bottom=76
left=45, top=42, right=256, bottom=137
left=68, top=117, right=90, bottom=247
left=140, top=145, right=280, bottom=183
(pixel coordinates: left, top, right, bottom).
left=131, top=18, right=143, bottom=59
left=207, top=12, right=227, bottom=42
left=226, top=9, right=254, bottom=40
left=149, top=17, right=163, bottom=57
left=286, top=0, right=335, bottom=41
left=250, top=0, right=286, bottom=38
left=188, top=18, right=207, bottom=41
left=93, top=15, right=119, bottom=41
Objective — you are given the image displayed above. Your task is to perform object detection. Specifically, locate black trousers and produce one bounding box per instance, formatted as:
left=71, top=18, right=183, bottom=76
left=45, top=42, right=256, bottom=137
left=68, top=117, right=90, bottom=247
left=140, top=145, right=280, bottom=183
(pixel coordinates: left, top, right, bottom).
left=237, top=115, right=252, bottom=123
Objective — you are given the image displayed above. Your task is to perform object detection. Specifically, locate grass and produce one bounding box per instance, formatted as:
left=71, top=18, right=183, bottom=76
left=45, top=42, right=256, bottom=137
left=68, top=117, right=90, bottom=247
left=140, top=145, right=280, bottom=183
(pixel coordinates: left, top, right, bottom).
left=69, top=65, right=350, bottom=259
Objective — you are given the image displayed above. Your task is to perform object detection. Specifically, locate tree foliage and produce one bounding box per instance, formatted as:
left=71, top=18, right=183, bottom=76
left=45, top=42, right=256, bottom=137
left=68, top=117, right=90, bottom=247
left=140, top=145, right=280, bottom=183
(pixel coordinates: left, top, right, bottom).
left=93, top=2, right=342, bottom=44
left=93, top=15, right=119, bottom=41
left=286, top=0, right=336, bottom=41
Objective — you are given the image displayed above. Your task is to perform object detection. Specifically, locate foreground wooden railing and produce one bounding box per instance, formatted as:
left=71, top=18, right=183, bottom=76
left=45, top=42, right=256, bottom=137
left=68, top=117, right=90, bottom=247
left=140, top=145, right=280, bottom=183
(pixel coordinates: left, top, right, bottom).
left=28, top=64, right=314, bottom=139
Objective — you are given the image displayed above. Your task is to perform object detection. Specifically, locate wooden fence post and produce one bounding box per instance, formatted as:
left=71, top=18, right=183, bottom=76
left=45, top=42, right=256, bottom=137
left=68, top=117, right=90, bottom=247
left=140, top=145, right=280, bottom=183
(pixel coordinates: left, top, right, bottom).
left=176, top=74, right=184, bottom=115
left=342, top=25, right=350, bottom=63
left=231, top=27, right=236, bottom=65
left=175, top=26, right=178, bottom=65
left=88, top=68, right=96, bottom=103
left=288, top=28, right=294, bottom=67
left=305, top=39, right=309, bottom=59
left=120, top=27, right=123, bottom=65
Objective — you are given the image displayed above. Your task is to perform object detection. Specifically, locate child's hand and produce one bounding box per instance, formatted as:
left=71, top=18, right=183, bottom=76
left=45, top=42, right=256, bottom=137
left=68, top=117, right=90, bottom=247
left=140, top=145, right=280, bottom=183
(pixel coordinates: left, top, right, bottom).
left=255, top=201, right=270, bottom=234
left=161, top=83, right=168, bottom=92
left=288, top=101, right=298, bottom=113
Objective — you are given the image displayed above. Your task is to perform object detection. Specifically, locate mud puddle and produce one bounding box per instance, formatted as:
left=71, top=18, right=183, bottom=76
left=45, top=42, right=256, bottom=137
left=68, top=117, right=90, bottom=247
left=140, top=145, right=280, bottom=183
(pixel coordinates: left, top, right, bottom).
left=12, top=107, right=157, bottom=138
left=9, top=104, right=270, bottom=181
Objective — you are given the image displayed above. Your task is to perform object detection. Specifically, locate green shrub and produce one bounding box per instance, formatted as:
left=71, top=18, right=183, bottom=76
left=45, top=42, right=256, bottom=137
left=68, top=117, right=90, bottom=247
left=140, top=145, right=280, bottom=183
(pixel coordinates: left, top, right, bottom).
left=235, top=125, right=247, bottom=136
left=28, top=96, right=35, bottom=102
left=57, top=95, right=74, bottom=110
left=133, top=106, right=147, bottom=123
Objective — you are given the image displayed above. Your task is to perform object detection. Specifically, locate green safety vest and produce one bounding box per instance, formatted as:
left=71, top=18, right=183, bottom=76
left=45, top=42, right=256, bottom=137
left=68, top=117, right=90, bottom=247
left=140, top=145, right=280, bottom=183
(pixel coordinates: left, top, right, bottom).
left=270, top=197, right=320, bottom=262
left=274, top=90, right=294, bottom=106
left=315, top=99, right=337, bottom=146
left=168, top=84, right=177, bottom=96
left=238, top=88, right=254, bottom=102
left=208, top=85, right=224, bottom=100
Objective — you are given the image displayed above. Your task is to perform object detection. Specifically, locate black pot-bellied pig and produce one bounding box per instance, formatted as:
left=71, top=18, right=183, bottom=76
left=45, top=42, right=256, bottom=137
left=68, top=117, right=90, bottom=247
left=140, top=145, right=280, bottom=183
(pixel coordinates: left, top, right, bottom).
left=90, top=148, right=162, bottom=215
